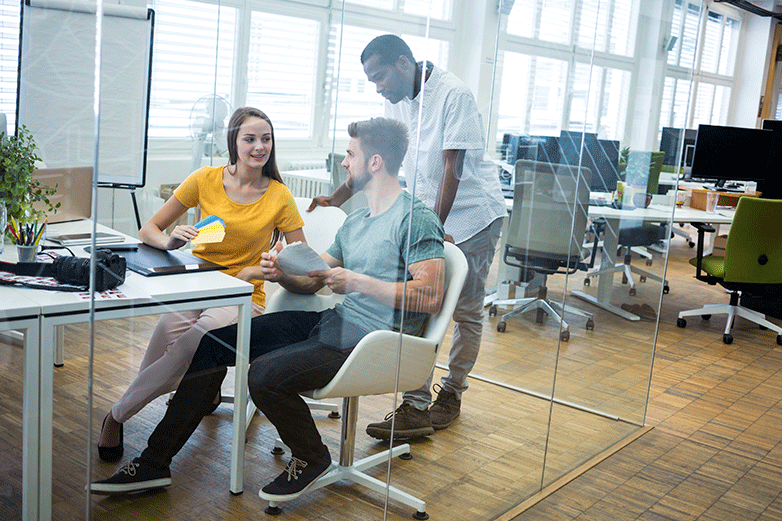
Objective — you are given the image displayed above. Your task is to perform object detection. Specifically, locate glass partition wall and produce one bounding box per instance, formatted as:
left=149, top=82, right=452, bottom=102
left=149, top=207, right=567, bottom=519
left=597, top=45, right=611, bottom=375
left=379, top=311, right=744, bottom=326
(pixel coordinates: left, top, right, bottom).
left=1, top=0, right=729, bottom=518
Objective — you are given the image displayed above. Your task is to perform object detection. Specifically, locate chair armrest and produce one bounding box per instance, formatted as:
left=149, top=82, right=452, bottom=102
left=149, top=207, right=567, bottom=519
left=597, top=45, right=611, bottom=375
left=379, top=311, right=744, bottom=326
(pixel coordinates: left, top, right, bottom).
left=691, top=222, right=716, bottom=278
left=264, top=288, right=344, bottom=314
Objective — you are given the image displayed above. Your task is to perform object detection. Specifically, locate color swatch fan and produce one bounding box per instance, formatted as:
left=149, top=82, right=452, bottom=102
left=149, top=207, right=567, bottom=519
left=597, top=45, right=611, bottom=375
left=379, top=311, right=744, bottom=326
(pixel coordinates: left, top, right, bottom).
left=191, top=215, right=226, bottom=244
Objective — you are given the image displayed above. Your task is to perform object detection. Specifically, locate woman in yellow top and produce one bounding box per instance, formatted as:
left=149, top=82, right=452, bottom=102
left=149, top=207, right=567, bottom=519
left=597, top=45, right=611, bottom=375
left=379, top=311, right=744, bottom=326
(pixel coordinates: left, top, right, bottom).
left=98, top=107, right=305, bottom=461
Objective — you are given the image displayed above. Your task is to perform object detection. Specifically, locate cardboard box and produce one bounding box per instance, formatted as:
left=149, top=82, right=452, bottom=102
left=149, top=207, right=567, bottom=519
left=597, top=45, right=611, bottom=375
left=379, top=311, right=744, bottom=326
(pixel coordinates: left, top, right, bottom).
left=690, top=189, right=760, bottom=210
left=712, top=234, right=728, bottom=256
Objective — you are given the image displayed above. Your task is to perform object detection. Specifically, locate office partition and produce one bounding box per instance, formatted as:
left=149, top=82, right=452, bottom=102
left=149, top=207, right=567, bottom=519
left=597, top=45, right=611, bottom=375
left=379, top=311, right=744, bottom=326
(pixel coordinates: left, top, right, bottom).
left=0, top=0, right=702, bottom=519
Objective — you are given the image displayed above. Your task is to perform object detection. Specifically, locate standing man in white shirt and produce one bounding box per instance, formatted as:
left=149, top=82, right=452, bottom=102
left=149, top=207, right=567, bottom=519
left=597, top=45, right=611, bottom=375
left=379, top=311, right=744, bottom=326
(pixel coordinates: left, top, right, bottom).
left=309, top=34, right=506, bottom=438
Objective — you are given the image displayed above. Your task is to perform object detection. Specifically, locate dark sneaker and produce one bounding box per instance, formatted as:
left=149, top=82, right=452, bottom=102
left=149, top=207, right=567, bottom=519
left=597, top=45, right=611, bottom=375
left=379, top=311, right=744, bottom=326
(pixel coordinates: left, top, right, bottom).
left=259, top=452, right=333, bottom=502
left=89, top=458, right=171, bottom=495
left=365, top=402, right=434, bottom=440
left=429, top=384, right=461, bottom=430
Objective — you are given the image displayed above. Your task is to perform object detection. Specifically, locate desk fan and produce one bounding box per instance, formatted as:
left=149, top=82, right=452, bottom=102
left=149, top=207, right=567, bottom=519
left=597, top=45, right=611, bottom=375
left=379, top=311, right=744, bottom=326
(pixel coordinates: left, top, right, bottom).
left=189, top=95, right=231, bottom=172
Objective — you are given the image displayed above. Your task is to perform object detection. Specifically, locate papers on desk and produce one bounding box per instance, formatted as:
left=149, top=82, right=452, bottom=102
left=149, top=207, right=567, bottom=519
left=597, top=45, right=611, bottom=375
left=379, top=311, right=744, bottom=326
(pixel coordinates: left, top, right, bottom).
left=276, top=242, right=329, bottom=276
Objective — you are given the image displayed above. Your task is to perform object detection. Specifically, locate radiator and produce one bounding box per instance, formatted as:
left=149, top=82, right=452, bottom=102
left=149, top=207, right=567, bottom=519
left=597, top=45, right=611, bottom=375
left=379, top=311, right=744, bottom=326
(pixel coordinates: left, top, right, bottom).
left=281, top=161, right=331, bottom=199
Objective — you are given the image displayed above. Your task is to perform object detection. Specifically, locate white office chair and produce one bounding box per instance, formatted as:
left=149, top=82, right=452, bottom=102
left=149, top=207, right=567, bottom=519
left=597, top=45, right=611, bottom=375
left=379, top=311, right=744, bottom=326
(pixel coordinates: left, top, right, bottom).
left=221, top=199, right=347, bottom=428
left=263, top=242, right=468, bottom=519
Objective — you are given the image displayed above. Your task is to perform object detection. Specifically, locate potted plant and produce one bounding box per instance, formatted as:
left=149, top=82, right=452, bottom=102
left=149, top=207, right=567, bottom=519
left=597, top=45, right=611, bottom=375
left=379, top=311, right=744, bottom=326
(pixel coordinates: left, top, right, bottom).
left=0, top=126, right=59, bottom=224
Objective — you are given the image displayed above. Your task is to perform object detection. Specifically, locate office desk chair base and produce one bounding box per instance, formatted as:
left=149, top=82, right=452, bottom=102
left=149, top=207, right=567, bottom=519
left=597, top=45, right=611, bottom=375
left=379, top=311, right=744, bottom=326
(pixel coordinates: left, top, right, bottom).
left=585, top=261, right=668, bottom=296
left=267, top=396, right=428, bottom=519
left=492, top=295, right=594, bottom=341
left=677, top=302, right=782, bottom=346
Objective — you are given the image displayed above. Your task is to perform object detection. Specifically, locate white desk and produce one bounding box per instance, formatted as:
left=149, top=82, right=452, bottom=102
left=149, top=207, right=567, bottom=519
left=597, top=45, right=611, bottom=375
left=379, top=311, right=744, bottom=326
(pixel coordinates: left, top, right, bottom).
left=497, top=196, right=735, bottom=320
left=0, top=289, right=42, bottom=520
left=571, top=203, right=734, bottom=320
left=2, top=222, right=254, bottom=519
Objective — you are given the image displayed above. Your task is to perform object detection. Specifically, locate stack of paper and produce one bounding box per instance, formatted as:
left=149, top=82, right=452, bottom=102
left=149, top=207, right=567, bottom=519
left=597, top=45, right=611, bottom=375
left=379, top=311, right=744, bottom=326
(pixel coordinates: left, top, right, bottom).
left=191, top=215, right=226, bottom=245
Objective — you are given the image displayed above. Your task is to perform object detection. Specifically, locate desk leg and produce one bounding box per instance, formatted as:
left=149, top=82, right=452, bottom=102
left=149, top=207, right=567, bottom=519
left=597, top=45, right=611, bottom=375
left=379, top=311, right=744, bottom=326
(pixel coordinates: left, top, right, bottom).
left=21, top=321, right=40, bottom=521
left=571, top=217, right=640, bottom=321
left=38, top=318, right=54, bottom=519
left=230, top=297, right=252, bottom=494
left=54, top=326, right=64, bottom=367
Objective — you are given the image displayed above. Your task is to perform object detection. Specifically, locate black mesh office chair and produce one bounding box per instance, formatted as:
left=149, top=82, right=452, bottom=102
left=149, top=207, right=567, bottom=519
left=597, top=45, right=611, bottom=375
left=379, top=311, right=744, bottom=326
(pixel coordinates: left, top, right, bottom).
left=489, top=160, right=595, bottom=342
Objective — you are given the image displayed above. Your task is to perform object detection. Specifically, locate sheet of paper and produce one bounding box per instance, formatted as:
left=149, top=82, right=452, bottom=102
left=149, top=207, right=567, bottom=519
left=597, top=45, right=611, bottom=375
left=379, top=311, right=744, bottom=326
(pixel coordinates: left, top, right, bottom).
left=276, top=241, right=330, bottom=276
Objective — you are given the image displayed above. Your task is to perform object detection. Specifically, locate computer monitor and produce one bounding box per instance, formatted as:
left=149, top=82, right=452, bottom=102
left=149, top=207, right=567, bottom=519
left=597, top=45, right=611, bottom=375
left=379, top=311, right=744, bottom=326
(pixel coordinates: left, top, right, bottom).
left=762, top=119, right=782, bottom=131
left=558, top=131, right=620, bottom=192
left=760, top=120, right=782, bottom=198
left=690, top=124, right=775, bottom=188
left=660, top=127, right=697, bottom=166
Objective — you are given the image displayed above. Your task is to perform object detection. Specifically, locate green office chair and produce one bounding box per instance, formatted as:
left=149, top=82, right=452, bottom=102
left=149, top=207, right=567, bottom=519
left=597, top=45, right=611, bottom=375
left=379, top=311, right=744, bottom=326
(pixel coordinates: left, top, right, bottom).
left=676, top=197, right=782, bottom=345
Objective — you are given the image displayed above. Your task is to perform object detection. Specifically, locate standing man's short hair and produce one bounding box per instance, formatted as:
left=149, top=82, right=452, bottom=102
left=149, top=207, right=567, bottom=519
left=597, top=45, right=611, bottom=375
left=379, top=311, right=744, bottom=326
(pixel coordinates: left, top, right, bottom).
left=360, top=34, right=416, bottom=66
left=347, top=118, right=409, bottom=175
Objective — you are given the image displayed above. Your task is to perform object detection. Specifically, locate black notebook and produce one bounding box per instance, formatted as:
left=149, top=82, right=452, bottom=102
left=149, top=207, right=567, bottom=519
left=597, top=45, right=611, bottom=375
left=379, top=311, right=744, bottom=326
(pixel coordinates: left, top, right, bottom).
left=91, top=243, right=227, bottom=277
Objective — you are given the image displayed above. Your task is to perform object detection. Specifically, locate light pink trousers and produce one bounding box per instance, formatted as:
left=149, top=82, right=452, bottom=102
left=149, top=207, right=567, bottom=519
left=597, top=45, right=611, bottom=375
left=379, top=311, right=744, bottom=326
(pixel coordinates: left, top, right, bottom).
left=111, top=303, right=264, bottom=423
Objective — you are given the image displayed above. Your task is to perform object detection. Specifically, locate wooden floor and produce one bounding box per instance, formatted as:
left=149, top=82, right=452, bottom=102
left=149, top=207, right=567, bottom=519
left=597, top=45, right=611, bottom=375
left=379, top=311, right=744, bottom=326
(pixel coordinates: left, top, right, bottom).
left=1, top=225, right=780, bottom=520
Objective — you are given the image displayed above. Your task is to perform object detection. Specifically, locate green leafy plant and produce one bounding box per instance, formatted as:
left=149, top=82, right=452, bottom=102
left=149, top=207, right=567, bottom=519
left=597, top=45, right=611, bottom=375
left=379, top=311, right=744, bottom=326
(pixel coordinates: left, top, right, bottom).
left=0, top=126, right=59, bottom=223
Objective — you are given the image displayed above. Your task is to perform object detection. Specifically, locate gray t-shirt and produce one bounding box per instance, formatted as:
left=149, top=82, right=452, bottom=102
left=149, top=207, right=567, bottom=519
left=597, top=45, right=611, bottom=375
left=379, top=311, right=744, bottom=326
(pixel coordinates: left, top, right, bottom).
left=327, top=191, right=444, bottom=336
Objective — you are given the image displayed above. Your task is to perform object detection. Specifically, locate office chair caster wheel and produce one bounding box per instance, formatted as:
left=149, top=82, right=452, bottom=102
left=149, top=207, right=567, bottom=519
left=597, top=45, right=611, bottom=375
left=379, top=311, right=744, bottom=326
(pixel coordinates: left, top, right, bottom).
left=663, top=284, right=670, bottom=294
left=776, top=335, right=782, bottom=346
left=497, top=321, right=506, bottom=332
left=265, top=505, right=282, bottom=515
left=399, top=452, right=413, bottom=460
left=271, top=446, right=285, bottom=456
left=583, top=278, right=590, bottom=286
left=413, top=511, right=430, bottom=520
left=585, top=318, right=594, bottom=331
left=688, top=241, right=695, bottom=248
left=677, top=318, right=686, bottom=328
left=645, top=259, right=653, bottom=266
left=639, top=276, right=647, bottom=283
left=560, top=330, right=570, bottom=342
left=701, top=314, right=711, bottom=320
left=723, top=333, right=733, bottom=345
left=488, top=305, right=497, bottom=317
left=328, top=411, right=341, bottom=419
left=629, top=288, right=636, bottom=297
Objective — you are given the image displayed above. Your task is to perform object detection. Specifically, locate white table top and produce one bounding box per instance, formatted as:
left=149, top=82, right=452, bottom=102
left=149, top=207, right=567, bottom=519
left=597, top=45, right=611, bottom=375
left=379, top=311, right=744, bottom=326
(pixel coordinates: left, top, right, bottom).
left=3, top=219, right=254, bottom=315
left=503, top=196, right=735, bottom=225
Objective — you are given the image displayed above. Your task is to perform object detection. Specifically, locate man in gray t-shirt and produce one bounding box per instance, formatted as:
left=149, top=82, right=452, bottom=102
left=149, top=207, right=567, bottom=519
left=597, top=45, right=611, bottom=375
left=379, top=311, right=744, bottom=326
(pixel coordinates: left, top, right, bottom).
left=90, top=117, right=445, bottom=502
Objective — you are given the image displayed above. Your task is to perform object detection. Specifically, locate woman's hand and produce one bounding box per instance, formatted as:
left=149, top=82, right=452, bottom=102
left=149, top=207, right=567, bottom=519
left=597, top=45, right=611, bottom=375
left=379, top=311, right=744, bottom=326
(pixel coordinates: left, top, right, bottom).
left=165, top=224, right=198, bottom=250
left=259, top=241, right=285, bottom=282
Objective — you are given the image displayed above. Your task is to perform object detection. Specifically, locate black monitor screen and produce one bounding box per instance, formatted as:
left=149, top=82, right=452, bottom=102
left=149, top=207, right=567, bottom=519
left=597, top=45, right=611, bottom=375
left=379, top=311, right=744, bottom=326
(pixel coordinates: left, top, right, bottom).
left=558, top=131, right=620, bottom=192
left=660, top=127, right=697, bottom=166
left=690, top=124, right=774, bottom=186
left=762, top=119, right=782, bottom=131
left=760, top=121, right=782, bottom=198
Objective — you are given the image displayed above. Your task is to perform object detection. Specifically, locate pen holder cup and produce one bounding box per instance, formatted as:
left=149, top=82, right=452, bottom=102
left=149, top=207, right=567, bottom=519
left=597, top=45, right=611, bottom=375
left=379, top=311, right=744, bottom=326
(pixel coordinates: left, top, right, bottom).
left=17, top=245, right=38, bottom=263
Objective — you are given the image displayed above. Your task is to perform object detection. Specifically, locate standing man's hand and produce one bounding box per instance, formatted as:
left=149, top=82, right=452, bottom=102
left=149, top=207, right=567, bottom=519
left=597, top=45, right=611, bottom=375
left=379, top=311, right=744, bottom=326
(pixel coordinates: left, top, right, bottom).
left=307, top=195, right=334, bottom=212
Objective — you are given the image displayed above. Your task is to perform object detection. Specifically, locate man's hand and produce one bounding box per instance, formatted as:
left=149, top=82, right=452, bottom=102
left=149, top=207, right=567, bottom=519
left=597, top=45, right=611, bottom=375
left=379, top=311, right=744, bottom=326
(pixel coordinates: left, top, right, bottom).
left=307, top=195, right=334, bottom=212
left=444, top=233, right=455, bottom=244
left=309, top=267, right=359, bottom=295
left=259, top=241, right=286, bottom=282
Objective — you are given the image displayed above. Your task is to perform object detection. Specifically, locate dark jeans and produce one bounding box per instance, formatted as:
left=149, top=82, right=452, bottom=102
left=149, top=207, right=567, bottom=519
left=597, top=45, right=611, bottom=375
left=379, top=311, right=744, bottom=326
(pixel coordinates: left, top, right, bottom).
left=139, top=308, right=368, bottom=470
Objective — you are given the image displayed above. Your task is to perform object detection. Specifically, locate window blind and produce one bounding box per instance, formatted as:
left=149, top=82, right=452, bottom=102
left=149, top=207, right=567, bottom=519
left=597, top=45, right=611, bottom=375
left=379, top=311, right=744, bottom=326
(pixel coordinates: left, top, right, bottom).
left=148, top=0, right=236, bottom=139
left=246, top=11, right=319, bottom=138
left=0, top=0, right=20, bottom=133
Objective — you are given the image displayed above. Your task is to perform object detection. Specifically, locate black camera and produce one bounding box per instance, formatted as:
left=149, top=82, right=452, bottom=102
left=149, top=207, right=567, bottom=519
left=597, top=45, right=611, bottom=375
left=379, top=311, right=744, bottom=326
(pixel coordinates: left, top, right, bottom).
left=52, top=249, right=127, bottom=291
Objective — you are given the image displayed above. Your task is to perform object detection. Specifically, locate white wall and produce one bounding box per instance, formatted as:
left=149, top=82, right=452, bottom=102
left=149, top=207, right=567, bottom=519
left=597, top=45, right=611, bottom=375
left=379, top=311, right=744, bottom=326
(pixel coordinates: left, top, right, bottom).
left=731, top=4, right=775, bottom=128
